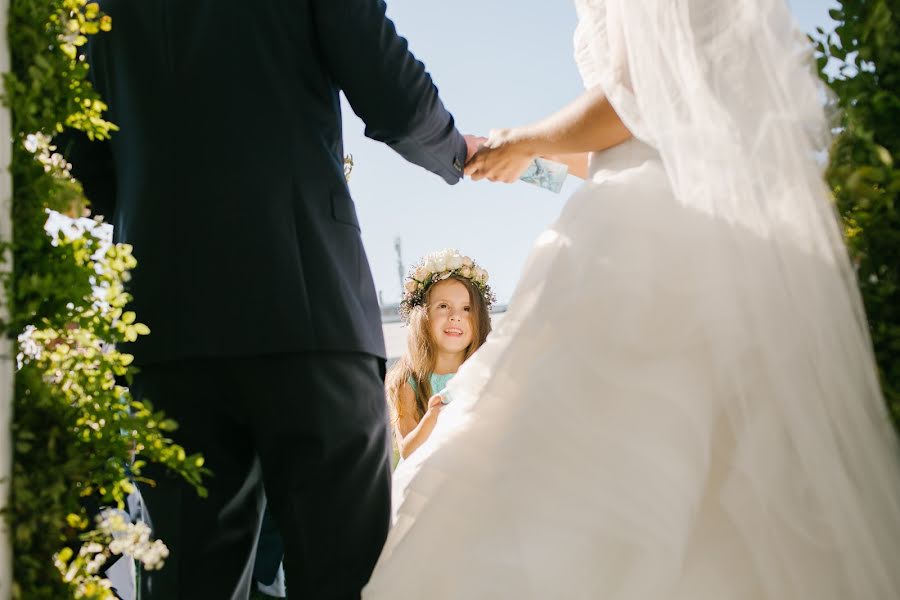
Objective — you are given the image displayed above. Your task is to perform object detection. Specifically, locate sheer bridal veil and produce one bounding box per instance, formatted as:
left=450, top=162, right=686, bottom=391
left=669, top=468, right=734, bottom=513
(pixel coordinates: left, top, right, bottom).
left=576, top=0, right=900, bottom=595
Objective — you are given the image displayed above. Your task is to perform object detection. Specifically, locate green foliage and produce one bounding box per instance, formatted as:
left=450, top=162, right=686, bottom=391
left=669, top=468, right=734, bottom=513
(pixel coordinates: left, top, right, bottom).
left=2, top=1, right=207, bottom=597
left=5, top=0, right=114, bottom=141
left=813, top=1, right=900, bottom=428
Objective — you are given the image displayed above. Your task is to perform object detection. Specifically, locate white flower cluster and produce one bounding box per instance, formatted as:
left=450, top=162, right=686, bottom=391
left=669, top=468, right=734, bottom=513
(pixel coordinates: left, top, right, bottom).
left=54, top=507, right=169, bottom=599
left=23, top=132, right=73, bottom=179
left=16, top=325, right=41, bottom=370
left=55, top=543, right=115, bottom=599
left=78, top=543, right=109, bottom=576
left=404, top=249, right=489, bottom=295
left=399, top=248, right=495, bottom=321
left=97, top=508, right=170, bottom=571
left=15, top=318, right=112, bottom=376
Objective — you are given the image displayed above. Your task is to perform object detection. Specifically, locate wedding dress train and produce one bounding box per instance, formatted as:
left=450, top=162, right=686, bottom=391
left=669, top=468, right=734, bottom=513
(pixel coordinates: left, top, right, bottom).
left=363, top=1, right=900, bottom=598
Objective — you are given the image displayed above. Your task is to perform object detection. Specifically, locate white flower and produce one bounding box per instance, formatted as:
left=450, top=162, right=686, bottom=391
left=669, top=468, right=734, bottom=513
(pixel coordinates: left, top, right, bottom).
left=460, top=266, right=472, bottom=278
left=16, top=325, right=42, bottom=369
left=425, top=248, right=468, bottom=273
left=447, top=254, right=464, bottom=270
left=44, top=152, right=72, bottom=175
left=97, top=508, right=170, bottom=570
left=80, top=543, right=104, bottom=556
left=463, top=256, right=474, bottom=268
left=404, top=279, right=418, bottom=293
left=23, top=132, right=72, bottom=179
left=413, top=266, right=429, bottom=282
left=24, top=134, right=40, bottom=154
left=85, top=553, right=107, bottom=574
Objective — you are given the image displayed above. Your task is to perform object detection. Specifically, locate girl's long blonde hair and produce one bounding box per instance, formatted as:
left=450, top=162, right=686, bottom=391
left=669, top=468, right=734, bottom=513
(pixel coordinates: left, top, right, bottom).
left=386, top=275, right=492, bottom=423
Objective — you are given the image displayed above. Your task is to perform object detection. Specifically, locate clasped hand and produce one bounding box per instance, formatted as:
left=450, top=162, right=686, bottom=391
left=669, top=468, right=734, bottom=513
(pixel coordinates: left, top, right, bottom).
left=463, top=130, right=537, bottom=183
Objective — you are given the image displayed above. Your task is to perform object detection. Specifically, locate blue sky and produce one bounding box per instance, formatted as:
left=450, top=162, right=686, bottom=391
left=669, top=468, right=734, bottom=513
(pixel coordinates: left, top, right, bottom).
left=346, top=0, right=839, bottom=307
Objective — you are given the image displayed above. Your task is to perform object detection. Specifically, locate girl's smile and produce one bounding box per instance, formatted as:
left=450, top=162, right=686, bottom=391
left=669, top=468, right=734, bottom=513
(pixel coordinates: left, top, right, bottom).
left=427, top=279, right=474, bottom=354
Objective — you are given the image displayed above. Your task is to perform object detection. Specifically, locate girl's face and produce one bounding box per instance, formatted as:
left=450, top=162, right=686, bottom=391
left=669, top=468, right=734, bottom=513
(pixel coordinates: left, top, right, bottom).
left=427, top=278, right=474, bottom=356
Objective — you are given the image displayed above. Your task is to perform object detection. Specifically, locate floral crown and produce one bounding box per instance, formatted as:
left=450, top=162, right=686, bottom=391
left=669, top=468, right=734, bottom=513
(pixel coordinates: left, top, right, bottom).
left=400, top=249, right=496, bottom=322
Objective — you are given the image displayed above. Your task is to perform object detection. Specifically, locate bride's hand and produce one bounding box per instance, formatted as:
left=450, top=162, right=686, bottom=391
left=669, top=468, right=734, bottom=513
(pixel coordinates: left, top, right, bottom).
left=465, top=128, right=537, bottom=183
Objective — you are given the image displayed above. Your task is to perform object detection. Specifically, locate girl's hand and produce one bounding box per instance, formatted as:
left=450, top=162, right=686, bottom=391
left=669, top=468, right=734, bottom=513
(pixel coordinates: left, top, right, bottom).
left=465, top=128, right=538, bottom=183
left=425, top=393, right=445, bottom=418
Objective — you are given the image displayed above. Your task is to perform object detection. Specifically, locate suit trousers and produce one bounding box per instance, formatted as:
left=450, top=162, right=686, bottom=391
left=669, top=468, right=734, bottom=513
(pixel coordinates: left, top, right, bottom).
left=133, top=352, right=391, bottom=599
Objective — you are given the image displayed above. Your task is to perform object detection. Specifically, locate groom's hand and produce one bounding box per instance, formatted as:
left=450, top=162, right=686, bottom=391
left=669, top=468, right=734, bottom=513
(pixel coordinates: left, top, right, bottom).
left=464, top=134, right=487, bottom=164
left=466, top=128, right=537, bottom=183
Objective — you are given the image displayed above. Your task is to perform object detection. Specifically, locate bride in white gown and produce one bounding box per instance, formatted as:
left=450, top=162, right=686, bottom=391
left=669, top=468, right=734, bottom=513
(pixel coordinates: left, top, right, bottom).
left=363, top=1, right=900, bottom=598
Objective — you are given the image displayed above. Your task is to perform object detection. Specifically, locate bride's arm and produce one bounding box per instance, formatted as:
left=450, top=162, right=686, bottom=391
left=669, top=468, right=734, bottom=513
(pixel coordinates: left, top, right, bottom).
left=541, top=153, right=590, bottom=180
left=466, top=85, right=631, bottom=182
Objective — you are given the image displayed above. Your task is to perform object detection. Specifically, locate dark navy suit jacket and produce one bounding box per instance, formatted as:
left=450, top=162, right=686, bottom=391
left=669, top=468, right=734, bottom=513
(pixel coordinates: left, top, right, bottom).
left=68, top=0, right=468, bottom=364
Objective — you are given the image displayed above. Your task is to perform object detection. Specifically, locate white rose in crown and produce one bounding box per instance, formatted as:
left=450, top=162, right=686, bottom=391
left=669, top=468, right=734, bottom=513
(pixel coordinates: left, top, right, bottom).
left=400, top=248, right=496, bottom=322
left=447, top=254, right=465, bottom=270
left=425, top=252, right=447, bottom=272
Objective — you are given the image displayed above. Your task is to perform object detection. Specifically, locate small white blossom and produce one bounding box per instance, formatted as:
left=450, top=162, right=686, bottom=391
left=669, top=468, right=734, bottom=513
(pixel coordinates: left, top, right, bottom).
left=16, top=325, right=42, bottom=369
left=24, top=133, right=43, bottom=153
left=96, top=508, right=170, bottom=571
left=79, top=543, right=105, bottom=556
left=23, top=132, right=72, bottom=179
left=447, top=254, right=464, bottom=270
left=425, top=253, right=447, bottom=272
left=85, top=553, right=107, bottom=575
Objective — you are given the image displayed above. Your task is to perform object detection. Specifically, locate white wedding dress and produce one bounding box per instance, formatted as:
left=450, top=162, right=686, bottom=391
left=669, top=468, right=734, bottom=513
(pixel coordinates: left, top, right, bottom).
left=363, top=1, right=900, bottom=598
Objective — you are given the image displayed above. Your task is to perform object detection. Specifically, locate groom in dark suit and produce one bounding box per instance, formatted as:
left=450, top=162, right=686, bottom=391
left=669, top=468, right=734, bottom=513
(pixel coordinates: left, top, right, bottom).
left=65, top=1, right=474, bottom=598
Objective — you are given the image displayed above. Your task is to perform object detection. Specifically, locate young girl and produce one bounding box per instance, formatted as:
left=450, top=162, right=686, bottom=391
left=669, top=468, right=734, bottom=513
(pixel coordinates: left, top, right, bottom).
left=387, top=249, right=495, bottom=459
